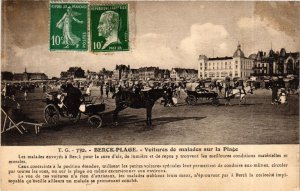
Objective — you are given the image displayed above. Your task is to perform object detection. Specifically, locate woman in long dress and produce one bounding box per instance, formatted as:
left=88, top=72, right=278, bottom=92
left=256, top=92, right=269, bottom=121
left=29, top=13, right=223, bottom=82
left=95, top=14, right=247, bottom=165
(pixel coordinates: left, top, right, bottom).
left=56, top=7, right=83, bottom=48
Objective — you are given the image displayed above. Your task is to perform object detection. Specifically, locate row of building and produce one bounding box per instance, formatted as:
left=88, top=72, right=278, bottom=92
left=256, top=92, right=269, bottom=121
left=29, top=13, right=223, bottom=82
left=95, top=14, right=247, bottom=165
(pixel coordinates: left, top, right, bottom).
left=111, top=65, right=198, bottom=81
left=84, top=44, right=300, bottom=81
left=1, top=68, right=48, bottom=81
left=198, top=44, right=299, bottom=80
left=2, top=45, right=299, bottom=82
left=59, top=66, right=198, bottom=81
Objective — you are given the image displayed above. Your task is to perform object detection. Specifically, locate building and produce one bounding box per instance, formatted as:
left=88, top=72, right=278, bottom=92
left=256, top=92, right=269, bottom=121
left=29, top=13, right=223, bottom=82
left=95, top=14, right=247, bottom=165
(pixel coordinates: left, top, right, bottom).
left=253, top=48, right=299, bottom=77
left=13, top=73, right=27, bottom=81
left=198, top=44, right=254, bottom=79
left=112, top=65, right=130, bottom=80
left=29, top=73, right=48, bottom=80
left=128, top=69, right=139, bottom=80
left=170, top=68, right=197, bottom=80
left=170, top=68, right=187, bottom=80
left=13, top=68, right=48, bottom=81
left=109, top=65, right=196, bottom=81
left=138, top=67, right=159, bottom=80
left=157, top=69, right=170, bottom=80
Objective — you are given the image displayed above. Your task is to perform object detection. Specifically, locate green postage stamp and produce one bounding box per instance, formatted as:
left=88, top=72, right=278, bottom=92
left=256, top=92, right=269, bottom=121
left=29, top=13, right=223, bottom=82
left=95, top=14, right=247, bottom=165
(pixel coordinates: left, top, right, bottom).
left=90, top=4, right=129, bottom=52
left=50, top=3, right=88, bottom=51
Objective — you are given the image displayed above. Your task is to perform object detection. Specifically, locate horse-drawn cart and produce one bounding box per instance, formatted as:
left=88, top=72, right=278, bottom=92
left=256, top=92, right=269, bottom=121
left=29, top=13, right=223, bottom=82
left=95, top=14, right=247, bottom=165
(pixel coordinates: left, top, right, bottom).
left=185, top=83, right=219, bottom=106
left=43, top=91, right=105, bottom=128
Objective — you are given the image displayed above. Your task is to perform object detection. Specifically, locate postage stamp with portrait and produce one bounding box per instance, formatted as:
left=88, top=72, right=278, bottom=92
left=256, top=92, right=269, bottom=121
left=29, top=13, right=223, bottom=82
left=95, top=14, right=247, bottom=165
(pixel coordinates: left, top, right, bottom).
left=90, top=4, right=129, bottom=52
left=50, top=3, right=88, bottom=51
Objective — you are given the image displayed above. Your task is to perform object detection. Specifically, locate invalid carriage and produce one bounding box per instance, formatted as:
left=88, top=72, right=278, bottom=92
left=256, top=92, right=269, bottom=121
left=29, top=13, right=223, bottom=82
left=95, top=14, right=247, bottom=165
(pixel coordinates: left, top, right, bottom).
left=43, top=91, right=105, bottom=128
left=185, top=82, right=219, bottom=106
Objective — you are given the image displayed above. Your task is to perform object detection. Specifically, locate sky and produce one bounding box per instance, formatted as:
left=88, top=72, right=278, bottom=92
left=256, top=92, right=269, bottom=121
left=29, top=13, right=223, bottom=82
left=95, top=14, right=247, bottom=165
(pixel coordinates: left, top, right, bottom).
left=1, top=1, right=300, bottom=78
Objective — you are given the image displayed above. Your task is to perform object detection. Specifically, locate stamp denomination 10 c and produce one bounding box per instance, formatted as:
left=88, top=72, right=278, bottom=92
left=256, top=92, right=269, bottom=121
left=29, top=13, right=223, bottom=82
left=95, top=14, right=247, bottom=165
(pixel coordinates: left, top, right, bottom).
left=50, top=3, right=88, bottom=51
left=90, top=4, right=129, bottom=52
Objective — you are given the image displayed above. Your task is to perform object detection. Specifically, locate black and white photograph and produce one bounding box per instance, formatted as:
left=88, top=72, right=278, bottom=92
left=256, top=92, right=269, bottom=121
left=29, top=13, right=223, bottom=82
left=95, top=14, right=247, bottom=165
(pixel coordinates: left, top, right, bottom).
left=1, top=1, right=299, bottom=146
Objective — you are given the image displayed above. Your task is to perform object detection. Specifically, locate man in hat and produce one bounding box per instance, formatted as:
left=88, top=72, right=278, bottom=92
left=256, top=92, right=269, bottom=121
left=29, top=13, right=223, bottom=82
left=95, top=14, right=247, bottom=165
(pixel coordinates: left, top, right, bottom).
left=61, top=81, right=82, bottom=117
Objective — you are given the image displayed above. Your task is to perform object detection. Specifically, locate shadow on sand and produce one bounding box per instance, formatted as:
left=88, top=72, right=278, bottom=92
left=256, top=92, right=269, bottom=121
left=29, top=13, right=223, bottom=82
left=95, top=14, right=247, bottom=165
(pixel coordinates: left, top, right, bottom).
left=114, top=114, right=206, bottom=128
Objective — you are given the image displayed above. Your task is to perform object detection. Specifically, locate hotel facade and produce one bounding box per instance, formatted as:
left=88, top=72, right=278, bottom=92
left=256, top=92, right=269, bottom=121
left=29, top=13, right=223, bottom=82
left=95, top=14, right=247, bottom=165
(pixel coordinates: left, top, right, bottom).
left=198, top=44, right=254, bottom=80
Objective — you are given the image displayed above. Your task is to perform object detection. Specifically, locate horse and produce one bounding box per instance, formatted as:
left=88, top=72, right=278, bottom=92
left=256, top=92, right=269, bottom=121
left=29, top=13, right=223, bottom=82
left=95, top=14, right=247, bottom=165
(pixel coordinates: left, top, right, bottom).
left=112, top=88, right=167, bottom=129
left=224, top=85, right=254, bottom=105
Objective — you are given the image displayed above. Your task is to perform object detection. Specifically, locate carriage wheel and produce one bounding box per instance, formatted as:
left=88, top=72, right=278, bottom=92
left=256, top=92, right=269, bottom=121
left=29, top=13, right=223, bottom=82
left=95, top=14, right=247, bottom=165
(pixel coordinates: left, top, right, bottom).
left=239, top=96, right=246, bottom=105
left=44, top=104, right=60, bottom=124
left=185, top=97, right=191, bottom=105
left=69, top=112, right=81, bottom=124
left=212, top=98, right=220, bottom=106
left=188, top=96, right=197, bottom=106
left=88, top=115, right=103, bottom=128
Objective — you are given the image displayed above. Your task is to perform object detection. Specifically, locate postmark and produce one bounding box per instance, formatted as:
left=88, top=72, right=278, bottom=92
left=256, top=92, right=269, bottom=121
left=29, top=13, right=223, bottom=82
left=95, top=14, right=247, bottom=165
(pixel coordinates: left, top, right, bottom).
left=50, top=3, right=88, bottom=51
left=90, top=4, right=129, bottom=52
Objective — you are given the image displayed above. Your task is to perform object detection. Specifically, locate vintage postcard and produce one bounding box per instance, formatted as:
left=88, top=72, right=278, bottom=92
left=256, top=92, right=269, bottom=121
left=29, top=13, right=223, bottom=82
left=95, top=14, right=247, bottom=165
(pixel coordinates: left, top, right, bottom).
left=1, top=1, right=299, bottom=191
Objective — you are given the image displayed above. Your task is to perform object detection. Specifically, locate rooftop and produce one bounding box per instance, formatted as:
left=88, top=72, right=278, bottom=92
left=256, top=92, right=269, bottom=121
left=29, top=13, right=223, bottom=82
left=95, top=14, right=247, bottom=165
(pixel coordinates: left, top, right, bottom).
left=208, top=56, right=233, bottom=61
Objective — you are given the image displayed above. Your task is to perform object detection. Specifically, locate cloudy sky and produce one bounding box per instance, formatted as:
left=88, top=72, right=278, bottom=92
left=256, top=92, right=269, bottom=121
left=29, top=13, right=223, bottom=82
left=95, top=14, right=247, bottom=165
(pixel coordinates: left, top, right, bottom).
left=1, top=1, right=300, bottom=77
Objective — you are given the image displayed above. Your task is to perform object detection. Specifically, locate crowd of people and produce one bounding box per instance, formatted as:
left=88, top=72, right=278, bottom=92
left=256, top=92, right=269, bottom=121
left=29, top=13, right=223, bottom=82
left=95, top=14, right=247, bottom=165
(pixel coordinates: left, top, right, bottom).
left=97, top=81, right=182, bottom=107
left=1, top=76, right=299, bottom=107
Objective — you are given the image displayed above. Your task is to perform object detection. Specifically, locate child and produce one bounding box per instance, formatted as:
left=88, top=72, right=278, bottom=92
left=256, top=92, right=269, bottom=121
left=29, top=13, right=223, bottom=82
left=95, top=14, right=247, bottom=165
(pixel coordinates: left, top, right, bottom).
left=278, top=88, right=287, bottom=104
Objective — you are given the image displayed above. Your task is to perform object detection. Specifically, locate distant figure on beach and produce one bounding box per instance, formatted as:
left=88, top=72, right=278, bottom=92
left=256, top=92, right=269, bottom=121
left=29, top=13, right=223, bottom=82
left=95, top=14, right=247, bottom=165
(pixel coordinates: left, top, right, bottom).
left=24, top=90, right=28, bottom=101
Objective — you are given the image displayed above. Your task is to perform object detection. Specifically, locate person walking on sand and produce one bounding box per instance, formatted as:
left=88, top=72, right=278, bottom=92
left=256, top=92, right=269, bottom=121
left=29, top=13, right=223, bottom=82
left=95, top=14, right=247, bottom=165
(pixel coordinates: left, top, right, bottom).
left=105, top=83, right=110, bottom=98
left=24, top=90, right=28, bottom=101
left=86, top=83, right=92, bottom=96
left=271, top=80, right=279, bottom=104
left=100, top=83, right=104, bottom=98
